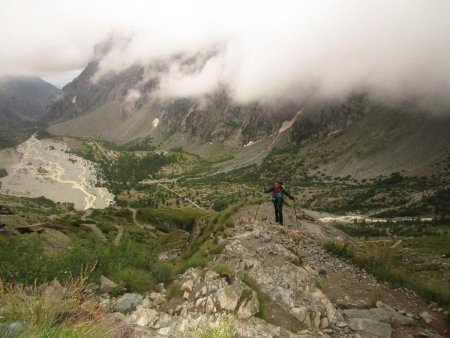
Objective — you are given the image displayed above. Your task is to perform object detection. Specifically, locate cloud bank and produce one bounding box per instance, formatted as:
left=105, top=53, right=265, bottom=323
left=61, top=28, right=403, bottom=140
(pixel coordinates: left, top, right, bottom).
left=1, top=0, right=450, bottom=107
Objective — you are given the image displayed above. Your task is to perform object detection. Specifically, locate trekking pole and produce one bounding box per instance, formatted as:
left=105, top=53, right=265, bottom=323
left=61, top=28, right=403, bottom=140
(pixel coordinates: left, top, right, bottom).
left=292, top=198, right=299, bottom=229
left=252, top=192, right=264, bottom=226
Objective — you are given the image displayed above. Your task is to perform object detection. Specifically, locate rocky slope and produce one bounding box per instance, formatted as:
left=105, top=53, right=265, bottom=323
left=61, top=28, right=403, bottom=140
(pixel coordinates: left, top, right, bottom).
left=46, top=56, right=298, bottom=147
left=0, top=76, right=58, bottom=128
left=38, top=203, right=446, bottom=338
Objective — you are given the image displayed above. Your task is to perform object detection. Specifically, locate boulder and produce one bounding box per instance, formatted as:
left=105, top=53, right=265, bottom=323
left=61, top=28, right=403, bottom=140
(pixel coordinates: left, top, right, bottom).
left=348, top=318, right=392, bottom=338
left=158, top=326, right=172, bottom=336
left=114, top=293, right=143, bottom=312
left=130, top=307, right=159, bottom=326
left=80, top=299, right=100, bottom=313
left=216, top=284, right=245, bottom=312
left=205, top=270, right=220, bottom=281
left=2, top=321, right=26, bottom=338
left=100, top=275, right=118, bottom=293
left=292, top=307, right=309, bottom=322
left=205, top=296, right=216, bottom=314
left=419, top=311, right=434, bottom=324
left=181, top=280, right=193, bottom=293
left=237, top=290, right=259, bottom=319
left=344, top=302, right=411, bottom=325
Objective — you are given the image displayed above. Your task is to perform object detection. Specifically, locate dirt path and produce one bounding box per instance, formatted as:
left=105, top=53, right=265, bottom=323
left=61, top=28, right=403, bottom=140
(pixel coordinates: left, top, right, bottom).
left=113, top=224, right=123, bottom=245
left=219, top=203, right=449, bottom=337
left=128, top=207, right=155, bottom=231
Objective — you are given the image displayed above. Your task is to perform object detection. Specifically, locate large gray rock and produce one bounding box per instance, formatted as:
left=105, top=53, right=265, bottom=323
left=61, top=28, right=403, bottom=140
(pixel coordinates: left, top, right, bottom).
left=237, top=290, right=259, bottom=319
left=181, top=280, right=193, bottom=293
left=419, top=311, right=434, bottom=324
left=100, top=275, right=118, bottom=293
left=2, top=321, right=26, bottom=338
left=344, top=302, right=411, bottom=325
left=216, top=284, right=245, bottom=312
left=114, top=293, right=143, bottom=312
left=348, top=318, right=392, bottom=338
left=130, top=307, right=159, bottom=326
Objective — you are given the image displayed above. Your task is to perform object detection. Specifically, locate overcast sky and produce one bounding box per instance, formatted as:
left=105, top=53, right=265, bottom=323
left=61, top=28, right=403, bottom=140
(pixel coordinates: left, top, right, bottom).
left=1, top=0, right=449, bottom=108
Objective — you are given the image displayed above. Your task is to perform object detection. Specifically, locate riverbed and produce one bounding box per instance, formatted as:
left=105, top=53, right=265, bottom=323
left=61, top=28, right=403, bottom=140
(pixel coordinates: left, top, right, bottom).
left=0, top=135, right=114, bottom=210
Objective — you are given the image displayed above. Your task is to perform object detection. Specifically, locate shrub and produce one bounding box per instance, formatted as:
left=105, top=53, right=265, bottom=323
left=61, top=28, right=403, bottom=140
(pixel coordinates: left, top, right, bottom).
left=167, top=281, right=183, bottom=299
left=214, top=264, right=234, bottom=283
left=151, top=263, right=174, bottom=284
left=0, top=276, right=120, bottom=338
left=241, top=273, right=267, bottom=320
left=110, top=268, right=155, bottom=293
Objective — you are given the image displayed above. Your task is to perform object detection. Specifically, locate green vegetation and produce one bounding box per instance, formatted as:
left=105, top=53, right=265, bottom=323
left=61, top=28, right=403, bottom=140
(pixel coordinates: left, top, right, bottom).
left=193, top=317, right=235, bottom=338
left=324, top=241, right=450, bottom=313
left=136, top=207, right=208, bottom=232
left=0, top=127, right=34, bottom=150
left=0, top=276, right=120, bottom=338
left=0, top=231, right=163, bottom=292
left=167, top=281, right=183, bottom=299
left=214, top=264, right=234, bottom=281
left=241, top=273, right=268, bottom=320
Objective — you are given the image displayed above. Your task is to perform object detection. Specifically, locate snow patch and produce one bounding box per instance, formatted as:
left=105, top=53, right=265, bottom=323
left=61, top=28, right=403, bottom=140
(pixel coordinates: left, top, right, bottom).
left=243, top=140, right=260, bottom=147
left=72, top=96, right=77, bottom=104
left=278, top=109, right=303, bottom=133
left=328, top=129, right=342, bottom=136
left=152, top=118, right=160, bottom=128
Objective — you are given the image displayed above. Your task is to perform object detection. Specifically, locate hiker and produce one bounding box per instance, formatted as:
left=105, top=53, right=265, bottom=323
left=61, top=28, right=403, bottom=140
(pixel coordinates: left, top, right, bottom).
left=264, top=180, right=294, bottom=225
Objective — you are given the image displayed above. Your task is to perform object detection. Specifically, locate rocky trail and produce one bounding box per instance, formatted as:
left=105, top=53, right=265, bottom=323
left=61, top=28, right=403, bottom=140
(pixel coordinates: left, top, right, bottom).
left=79, top=203, right=448, bottom=337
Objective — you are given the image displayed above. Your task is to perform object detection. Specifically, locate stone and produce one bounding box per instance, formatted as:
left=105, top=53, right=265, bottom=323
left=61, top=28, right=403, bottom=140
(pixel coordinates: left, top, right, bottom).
left=114, top=293, right=143, bottom=312
left=181, top=280, right=193, bottom=293
left=183, top=291, right=190, bottom=299
left=85, top=283, right=99, bottom=293
left=110, top=312, right=128, bottom=323
left=419, top=311, right=434, bottom=324
left=312, top=289, right=338, bottom=322
left=205, top=296, right=215, bottom=314
left=100, top=275, right=118, bottom=293
left=237, top=290, right=259, bottom=319
left=196, top=297, right=206, bottom=307
left=292, top=307, right=309, bottom=322
left=348, top=318, right=392, bottom=338
left=321, top=317, right=329, bottom=329
left=205, top=270, right=220, bottom=281
left=130, top=307, right=159, bottom=326
left=158, top=326, right=171, bottom=336
left=4, top=321, right=26, bottom=337
left=344, top=304, right=411, bottom=325
left=336, top=320, right=348, bottom=328
left=313, top=312, right=321, bottom=329
left=80, top=299, right=100, bottom=313
left=216, top=284, right=245, bottom=312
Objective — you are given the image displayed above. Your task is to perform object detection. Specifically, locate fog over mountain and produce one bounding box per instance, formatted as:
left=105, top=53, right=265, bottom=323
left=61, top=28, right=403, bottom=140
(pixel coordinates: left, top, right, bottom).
left=1, top=0, right=450, bottom=110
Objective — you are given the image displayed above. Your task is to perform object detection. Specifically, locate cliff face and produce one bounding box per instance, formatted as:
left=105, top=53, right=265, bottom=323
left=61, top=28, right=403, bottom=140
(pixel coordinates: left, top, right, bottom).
left=46, top=58, right=300, bottom=147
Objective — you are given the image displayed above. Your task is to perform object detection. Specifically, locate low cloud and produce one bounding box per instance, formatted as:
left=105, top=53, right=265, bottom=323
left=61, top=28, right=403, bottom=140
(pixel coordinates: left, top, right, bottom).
left=1, top=0, right=450, bottom=109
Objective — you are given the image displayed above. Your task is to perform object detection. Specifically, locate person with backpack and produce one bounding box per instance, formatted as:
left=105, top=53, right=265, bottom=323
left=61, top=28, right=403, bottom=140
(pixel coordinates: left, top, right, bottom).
left=264, top=180, right=294, bottom=225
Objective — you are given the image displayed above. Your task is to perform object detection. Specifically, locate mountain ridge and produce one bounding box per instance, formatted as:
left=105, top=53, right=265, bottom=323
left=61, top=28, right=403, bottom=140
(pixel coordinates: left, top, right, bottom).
left=0, top=76, right=58, bottom=128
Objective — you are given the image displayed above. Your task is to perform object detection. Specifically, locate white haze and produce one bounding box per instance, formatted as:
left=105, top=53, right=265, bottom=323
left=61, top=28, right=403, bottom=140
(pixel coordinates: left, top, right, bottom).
left=1, top=0, right=450, bottom=108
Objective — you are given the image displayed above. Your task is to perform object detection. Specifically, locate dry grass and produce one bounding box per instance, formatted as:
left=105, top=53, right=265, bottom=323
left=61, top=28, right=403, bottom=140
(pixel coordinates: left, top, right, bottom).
left=0, top=266, right=123, bottom=338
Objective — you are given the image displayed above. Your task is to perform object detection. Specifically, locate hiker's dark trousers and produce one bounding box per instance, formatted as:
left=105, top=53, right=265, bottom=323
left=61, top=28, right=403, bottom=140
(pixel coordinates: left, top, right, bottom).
left=273, top=201, right=283, bottom=225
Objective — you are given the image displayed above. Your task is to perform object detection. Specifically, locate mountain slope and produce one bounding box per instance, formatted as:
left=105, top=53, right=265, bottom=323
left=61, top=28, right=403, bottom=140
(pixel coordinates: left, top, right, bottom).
left=294, top=101, right=450, bottom=178
left=45, top=54, right=450, bottom=178
left=0, top=76, right=58, bottom=128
